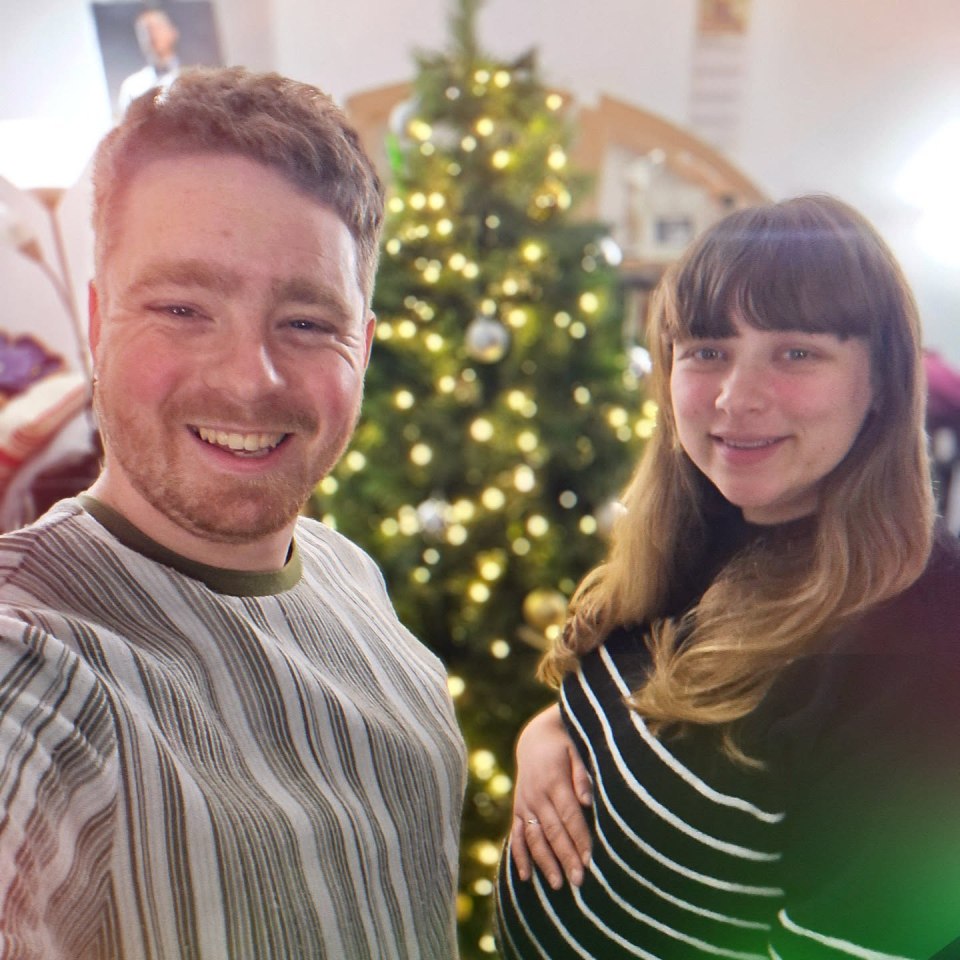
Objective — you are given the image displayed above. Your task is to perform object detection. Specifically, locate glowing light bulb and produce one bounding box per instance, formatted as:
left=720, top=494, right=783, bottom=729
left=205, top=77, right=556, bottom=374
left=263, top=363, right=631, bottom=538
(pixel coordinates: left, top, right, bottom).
left=409, top=443, right=433, bottom=465
left=468, top=581, right=491, bottom=603
left=514, top=465, right=535, bottom=492
left=547, top=146, right=567, bottom=170
left=517, top=430, right=538, bottom=452
left=447, top=524, right=468, bottom=545
left=490, top=639, right=510, bottom=659
left=607, top=406, right=629, bottom=427
left=580, top=292, right=600, bottom=313
left=408, top=119, right=432, bottom=141
left=522, top=242, right=543, bottom=262
left=481, top=487, right=506, bottom=510
left=479, top=559, right=503, bottom=580
left=527, top=515, right=549, bottom=537
left=488, top=773, right=512, bottom=797
left=470, top=418, right=495, bottom=442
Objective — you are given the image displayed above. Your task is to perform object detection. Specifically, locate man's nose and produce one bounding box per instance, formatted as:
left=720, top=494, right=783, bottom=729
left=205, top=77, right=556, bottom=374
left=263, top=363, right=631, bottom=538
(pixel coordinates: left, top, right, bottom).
left=205, top=332, right=285, bottom=397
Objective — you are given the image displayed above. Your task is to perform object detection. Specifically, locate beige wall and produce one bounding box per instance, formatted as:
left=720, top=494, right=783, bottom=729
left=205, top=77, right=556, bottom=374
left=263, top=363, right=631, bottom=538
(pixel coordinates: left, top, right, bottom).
left=2, top=0, right=959, bottom=359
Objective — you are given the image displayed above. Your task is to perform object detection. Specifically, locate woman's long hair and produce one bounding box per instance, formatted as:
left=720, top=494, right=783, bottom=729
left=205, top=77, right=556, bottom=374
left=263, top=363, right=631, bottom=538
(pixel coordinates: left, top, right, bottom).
left=540, top=195, right=934, bottom=760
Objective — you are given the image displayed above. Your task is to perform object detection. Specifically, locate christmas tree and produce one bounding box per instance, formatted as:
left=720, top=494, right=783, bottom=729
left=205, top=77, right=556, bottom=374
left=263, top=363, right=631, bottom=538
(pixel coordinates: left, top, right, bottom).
left=312, top=1, right=653, bottom=953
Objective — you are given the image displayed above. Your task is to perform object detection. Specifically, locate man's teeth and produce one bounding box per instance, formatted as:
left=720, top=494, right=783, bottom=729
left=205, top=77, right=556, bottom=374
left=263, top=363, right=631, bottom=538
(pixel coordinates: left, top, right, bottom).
left=196, top=427, right=285, bottom=452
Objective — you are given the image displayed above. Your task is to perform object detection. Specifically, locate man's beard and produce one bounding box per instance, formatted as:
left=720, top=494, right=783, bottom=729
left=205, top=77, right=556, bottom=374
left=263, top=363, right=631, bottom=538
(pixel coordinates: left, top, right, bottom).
left=94, top=386, right=352, bottom=547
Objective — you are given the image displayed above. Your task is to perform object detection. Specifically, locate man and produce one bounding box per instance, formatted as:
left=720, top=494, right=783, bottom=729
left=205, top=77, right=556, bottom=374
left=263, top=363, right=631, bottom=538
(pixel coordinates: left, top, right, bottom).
left=0, top=68, right=466, bottom=959
left=117, top=8, right=181, bottom=115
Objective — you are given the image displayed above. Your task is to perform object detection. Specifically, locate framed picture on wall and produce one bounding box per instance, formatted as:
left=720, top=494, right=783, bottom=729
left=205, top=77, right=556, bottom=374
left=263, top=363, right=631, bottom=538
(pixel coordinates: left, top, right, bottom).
left=91, top=1, right=223, bottom=118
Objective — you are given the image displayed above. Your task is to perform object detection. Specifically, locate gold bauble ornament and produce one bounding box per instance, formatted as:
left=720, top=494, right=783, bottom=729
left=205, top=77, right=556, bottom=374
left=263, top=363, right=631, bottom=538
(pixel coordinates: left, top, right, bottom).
left=522, top=588, right=568, bottom=631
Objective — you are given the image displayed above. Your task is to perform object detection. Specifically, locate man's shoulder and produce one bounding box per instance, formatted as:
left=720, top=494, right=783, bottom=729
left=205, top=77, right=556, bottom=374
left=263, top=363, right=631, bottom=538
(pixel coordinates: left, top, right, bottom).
left=0, top=498, right=89, bottom=584
left=294, top=515, right=376, bottom=569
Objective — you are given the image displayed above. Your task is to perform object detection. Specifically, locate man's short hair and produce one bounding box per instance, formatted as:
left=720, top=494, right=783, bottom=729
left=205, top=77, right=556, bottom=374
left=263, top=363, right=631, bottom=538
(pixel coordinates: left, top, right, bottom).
left=93, top=67, right=385, bottom=307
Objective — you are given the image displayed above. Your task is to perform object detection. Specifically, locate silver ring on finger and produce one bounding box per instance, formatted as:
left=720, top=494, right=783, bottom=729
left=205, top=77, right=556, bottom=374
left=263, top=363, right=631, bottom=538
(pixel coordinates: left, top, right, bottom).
left=525, top=817, right=540, bottom=826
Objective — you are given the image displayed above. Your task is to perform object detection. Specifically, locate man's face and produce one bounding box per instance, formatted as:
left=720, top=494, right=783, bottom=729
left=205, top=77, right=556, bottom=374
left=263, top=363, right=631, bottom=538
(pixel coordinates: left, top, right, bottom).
left=138, top=12, right=179, bottom=64
left=90, top=153, right=374, bottom=554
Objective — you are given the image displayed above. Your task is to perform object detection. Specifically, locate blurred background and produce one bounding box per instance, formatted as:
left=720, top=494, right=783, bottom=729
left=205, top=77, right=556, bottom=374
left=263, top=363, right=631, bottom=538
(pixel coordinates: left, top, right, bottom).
left=2, top=1, right=959, bottom=955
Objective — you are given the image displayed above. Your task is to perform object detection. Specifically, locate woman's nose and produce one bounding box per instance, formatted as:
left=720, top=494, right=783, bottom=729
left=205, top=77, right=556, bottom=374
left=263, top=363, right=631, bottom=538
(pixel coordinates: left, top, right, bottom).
left=715, top=363, right=768, bottom=414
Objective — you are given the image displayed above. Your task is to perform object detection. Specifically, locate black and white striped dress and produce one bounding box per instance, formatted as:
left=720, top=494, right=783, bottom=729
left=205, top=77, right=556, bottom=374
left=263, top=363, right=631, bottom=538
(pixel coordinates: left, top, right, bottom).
left=497, top=528, right=960, bottom=960
left=0, top=497, right=466, bottom=960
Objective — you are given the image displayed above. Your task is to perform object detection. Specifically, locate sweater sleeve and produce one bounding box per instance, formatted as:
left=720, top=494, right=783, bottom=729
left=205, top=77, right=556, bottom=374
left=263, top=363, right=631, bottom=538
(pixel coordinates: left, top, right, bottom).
left=0, top=614, right=118, bottom=960
left=758, top=536, right=960, bottom=960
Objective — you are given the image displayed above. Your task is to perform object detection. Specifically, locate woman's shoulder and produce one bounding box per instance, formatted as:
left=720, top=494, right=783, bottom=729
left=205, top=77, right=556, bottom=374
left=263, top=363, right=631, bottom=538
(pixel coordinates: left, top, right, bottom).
left=750, top=526, right=960, bottom=768
left=853, top=522, right=960, bottom=658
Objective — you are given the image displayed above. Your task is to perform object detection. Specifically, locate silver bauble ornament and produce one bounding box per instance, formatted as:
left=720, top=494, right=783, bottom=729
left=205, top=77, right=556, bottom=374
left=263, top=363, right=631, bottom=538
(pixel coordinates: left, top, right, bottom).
left=629, top=345, right=653, bottom=379
left=416, top=497, right=450, bottom=537
left=465, top=314, right=510, bottom=363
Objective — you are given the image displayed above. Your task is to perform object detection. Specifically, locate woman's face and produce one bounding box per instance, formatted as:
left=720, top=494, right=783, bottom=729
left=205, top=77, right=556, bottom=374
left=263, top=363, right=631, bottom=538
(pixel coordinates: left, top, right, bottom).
left=670, top=316, right=874, bottom=524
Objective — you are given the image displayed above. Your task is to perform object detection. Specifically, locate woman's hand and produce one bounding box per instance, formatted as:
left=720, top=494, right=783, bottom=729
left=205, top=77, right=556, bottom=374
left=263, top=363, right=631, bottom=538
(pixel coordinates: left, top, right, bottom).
left=509, top=703, right=593, bottom=889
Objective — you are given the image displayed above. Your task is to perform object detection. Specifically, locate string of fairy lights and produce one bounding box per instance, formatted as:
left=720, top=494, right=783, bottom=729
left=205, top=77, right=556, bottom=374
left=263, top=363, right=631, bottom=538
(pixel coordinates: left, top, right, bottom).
left=318, top=51, right=656, bottom=955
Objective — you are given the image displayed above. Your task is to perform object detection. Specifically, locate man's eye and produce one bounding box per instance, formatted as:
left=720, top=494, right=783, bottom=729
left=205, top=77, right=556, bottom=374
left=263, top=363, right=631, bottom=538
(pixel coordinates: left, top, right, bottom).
left=163, top=305, right=198, bottom=318
left=785, top=348, right=813, bottom=361
left=289, top=318, right=338, bottom=334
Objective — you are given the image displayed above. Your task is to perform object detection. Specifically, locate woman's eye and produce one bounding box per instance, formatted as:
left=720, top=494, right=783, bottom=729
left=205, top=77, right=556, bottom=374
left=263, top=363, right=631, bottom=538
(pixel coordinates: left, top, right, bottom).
left=785, top=348, right=813, bottom=361
left=692, top=347, right=723, bottom=361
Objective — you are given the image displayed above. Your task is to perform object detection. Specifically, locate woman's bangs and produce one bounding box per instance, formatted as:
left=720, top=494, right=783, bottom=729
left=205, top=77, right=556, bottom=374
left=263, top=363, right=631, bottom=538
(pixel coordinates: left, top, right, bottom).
left=677, top=217, right=874, bottom=341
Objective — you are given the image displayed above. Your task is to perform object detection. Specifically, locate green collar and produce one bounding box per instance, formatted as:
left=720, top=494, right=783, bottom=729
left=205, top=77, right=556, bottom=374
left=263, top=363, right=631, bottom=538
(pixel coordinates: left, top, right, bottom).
left=78, top=494, right=303, bottom=597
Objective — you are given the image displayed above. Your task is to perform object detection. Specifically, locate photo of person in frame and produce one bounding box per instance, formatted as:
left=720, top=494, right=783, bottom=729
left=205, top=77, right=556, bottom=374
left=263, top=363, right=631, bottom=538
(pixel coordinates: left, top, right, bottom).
left=91, top=2, right=224, bottom=118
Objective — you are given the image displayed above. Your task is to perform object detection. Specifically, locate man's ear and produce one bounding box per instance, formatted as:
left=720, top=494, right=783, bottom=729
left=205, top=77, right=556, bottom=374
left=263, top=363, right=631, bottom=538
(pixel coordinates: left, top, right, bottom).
left=363, top=313, right=376, bottom=368
left=88, top=281, right=102, bottom=361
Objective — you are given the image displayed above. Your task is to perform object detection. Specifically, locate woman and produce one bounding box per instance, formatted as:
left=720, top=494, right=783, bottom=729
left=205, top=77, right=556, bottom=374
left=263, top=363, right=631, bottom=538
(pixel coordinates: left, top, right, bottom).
left=496, top=196, right=960, bottom=959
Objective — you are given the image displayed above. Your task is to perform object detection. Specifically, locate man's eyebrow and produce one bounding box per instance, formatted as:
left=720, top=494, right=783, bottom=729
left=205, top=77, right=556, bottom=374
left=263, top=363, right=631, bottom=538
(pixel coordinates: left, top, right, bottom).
left=128, top=260, right=243, bottom=298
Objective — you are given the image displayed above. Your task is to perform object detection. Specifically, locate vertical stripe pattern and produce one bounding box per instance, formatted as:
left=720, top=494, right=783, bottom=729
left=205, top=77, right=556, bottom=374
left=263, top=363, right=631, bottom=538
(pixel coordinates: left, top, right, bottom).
left=0, top=499, right=466, bottom=960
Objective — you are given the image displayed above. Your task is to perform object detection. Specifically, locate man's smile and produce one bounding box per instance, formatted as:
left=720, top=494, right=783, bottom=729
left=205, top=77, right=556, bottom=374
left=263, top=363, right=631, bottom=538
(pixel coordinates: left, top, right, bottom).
left=192, top=425, right=288, bottom=456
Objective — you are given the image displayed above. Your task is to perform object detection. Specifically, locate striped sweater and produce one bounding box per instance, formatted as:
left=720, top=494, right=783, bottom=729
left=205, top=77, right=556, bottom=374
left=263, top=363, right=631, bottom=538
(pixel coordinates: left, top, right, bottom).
left=497, top=526, right=960, bottom=960
left=0, top=497, right=466, bottom=960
